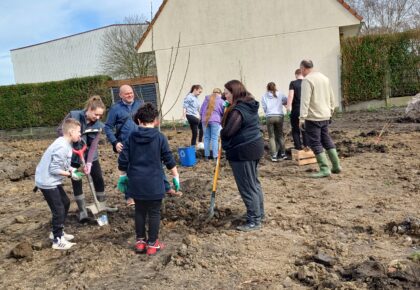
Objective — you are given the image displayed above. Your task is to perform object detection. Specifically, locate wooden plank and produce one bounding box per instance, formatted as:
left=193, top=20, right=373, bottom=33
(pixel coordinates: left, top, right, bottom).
left=291, top=148, right=317, bottom=166
left=291, top=149, right=315, bottom=161
left=291, top=149, right=298, bottom=160
left=297, top=157, right=317, bottom=166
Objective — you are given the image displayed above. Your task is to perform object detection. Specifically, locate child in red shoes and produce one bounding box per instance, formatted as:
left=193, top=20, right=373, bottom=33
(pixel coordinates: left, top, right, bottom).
left=118, top=103, right=180, bottom=255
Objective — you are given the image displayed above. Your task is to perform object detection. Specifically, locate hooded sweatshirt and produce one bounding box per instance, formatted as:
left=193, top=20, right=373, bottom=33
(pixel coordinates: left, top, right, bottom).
left=261, top=91, right=288, bottom=117
left=118, top=126, right=176, bottom=200
left=35, top=137, right=72, bottom=189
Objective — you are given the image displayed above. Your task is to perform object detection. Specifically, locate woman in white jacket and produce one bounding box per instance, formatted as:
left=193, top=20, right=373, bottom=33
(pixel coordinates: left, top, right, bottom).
left=262, top=82, right=288, bottom=162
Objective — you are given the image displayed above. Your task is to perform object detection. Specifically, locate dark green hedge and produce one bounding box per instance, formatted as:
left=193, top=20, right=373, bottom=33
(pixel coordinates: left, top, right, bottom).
left=0, top=76, right=112, bottom=129
left=341, top=30, right=420, bottom=106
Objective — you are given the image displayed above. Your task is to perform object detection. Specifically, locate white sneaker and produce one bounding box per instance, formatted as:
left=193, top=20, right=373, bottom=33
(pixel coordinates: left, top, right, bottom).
left=52, top=237, right=75, bottom=250
left=197, top=142, right=204, bottom=150
left=49, top=231, right=75, bottom=241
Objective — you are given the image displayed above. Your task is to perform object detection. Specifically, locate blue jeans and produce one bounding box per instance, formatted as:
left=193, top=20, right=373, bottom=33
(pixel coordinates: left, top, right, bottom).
left=203, top=123, right=221, bottom=158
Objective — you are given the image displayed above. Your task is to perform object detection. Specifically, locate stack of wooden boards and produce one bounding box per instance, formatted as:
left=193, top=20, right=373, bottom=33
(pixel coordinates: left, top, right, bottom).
left=291, top=149, right=317, bottom=166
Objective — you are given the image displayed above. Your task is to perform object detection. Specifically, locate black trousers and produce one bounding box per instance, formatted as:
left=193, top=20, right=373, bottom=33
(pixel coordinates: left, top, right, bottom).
left=71, top=159, right=104, bottom=197
left=41, top=185, right=70, bottom=239
left=186, top=114, right=203, bottom=145
left=198, top=122, right=203, bottom=143
left=134, top=199, right=162, bottom=244
left=304, top=120, right=335, bottom=155
left=229, top=160, right=264, bottom=224
left=290, top=113, right=307, bottom=150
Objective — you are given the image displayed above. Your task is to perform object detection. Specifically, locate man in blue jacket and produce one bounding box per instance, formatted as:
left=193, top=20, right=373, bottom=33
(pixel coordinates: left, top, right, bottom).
left=104, top=85, right=143, bottom=153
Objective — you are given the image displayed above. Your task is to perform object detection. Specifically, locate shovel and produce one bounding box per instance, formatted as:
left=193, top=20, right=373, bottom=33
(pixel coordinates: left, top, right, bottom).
left=205, top=138, right=222, bottom=223
left=72, top=142, right=109, bottom=226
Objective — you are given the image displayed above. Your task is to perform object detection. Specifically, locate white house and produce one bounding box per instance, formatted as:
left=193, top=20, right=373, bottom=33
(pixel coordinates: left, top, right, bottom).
left=136, top=0, right=362, bottom=119
left=11, top=24, right=147, bottom=84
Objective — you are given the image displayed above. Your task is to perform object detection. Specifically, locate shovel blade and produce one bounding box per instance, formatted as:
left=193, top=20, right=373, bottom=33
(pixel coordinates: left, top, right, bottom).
left=86, top=204, right=99, bottom=215
left=204, top=191, right=216, bottom=223
left=96, top=213, right=109, bottom=226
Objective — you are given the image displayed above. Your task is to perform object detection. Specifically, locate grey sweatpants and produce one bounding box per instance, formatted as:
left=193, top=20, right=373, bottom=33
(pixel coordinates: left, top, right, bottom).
left=229, top=159, right=264, bottom=224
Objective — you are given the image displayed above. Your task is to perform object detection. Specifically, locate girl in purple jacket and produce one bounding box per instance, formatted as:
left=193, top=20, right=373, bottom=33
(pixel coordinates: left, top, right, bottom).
left=200, top=88, right=225, bottom=160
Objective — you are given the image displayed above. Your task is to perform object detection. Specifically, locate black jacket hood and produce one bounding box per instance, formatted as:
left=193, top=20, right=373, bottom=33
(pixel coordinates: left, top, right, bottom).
left=131, top=126, right=159, bottom=144
left=235, top=99, right=260, bottom=114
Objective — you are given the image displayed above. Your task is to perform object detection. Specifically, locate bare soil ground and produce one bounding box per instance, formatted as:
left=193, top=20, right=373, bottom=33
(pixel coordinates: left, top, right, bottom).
left=0, top=108, right=419, bottom=290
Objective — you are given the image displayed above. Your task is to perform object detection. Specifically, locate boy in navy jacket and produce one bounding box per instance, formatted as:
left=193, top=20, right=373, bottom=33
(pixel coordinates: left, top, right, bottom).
left=117, top=103, right=180, bottom=255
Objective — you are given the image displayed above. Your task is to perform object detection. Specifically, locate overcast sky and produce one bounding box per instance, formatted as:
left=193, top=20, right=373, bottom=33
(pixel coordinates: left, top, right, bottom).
left=0, top=0, right=163, bottom=85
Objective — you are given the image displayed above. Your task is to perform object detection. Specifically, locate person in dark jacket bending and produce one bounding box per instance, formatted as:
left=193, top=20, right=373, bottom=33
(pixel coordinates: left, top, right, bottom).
left=117, top=103, right=180, bottom=256
left=221, top=80, right=265, bottom=232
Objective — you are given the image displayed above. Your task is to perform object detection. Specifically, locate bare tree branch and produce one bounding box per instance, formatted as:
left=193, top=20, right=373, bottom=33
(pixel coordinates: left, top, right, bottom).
left=100, top=15, right=156, bottom=78
left=347, top=0, right=420, bottom=34
left=162, top=50, right=191, bottom=118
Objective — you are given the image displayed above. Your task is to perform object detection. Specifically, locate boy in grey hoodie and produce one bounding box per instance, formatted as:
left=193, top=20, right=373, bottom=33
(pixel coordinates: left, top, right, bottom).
left=35, top=118, right=84, bottom=250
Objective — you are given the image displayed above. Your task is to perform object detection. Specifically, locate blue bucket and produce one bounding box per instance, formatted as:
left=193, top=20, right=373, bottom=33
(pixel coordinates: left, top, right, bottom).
left=178, top=146, right=196, bottom=167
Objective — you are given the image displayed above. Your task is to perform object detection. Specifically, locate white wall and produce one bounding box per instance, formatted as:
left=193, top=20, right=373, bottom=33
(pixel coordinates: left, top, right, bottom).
left=139, top=0, right=361, bottom=120
left=11, top=29, right=108, bottom=83
left=11, top=25, right=147, bottom=84
left=156, top=27, right=343, bottom=119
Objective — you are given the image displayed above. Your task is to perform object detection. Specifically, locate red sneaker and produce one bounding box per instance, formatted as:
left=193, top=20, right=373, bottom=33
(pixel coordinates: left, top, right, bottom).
left=135, top=239, right=146, bottom=253
left=146, top=240, right=165, bottom=256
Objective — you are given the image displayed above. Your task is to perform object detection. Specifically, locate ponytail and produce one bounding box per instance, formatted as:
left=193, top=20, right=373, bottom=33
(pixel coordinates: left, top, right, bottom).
left=204, top=88, right=222, bottom=126
left=84, top=95, right=105, bottom=111
left=267, top=82, right=277, bottom=98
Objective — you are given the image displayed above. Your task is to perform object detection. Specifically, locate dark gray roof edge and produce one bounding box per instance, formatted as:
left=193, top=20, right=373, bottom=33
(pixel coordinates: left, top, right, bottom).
left=11, top=23, right=148, bottom=51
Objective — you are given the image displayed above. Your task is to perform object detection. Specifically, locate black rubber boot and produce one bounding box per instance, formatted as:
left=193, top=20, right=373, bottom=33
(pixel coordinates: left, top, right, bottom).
left=74, top=194, right=89, bottom=222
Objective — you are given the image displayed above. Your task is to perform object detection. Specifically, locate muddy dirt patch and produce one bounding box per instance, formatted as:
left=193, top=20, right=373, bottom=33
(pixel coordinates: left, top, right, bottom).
left=0, top=108, right=419, bottom=289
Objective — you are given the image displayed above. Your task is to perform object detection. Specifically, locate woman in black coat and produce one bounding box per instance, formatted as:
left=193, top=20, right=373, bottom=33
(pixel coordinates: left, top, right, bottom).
left=221, top=80, right=265, bottom=231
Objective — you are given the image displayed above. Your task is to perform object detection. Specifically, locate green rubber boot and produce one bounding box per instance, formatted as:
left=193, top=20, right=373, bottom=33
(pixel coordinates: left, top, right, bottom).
left=311, top=152, right=331, bottom=178
left=327, top=148, right=342, bottom=174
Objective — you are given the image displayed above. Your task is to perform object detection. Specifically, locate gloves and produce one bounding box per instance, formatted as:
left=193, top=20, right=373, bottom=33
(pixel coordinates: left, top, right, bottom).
left=172, top=176, right=180, bottom=191
left=83, top=162, right=92, bottom=175
left=223, top=101, right=230, bottom=108
left=117, top=175, right=129, bottom=193
left=70, top=169, right=84, bottom=181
